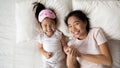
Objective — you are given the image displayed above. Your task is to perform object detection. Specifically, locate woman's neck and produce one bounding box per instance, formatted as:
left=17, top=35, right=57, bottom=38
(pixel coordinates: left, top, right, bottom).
left=78, top=31, right=88, bottom=40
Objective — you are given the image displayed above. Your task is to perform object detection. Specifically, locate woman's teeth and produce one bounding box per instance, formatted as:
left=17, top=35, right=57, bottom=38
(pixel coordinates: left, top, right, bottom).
left=74, top=31, right=79, bottom=35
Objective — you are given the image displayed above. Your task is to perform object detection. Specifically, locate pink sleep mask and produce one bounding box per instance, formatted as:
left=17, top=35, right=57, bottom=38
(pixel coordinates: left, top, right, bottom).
left=38, top=9, right=56, bottom=22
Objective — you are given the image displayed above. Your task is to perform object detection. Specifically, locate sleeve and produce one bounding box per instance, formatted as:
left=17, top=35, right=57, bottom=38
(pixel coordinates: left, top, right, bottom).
left=36, top=33, right=43, bottom=44
left=55, top=30, right=62, bottom=40
left=67, top=39, right=75, bottom=46
left=67, top=41, right=72, bottom=46
left=95, top=28, right=107, bottom=45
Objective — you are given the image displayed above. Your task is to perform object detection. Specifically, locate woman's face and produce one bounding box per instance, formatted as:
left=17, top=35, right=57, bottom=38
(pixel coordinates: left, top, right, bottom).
left=41, top=18, right=56, bottom=37
left=67, top=16, right=87, bottom=39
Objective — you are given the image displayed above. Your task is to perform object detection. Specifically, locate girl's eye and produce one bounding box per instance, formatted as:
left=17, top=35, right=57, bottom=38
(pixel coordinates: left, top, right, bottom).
left=44, top=25, right=47, bottom=27
left=49, top=22, right=55, bottom=25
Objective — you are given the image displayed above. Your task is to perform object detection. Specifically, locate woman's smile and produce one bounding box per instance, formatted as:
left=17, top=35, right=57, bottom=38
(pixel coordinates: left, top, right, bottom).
left=73, top=30, right=80, bottom=36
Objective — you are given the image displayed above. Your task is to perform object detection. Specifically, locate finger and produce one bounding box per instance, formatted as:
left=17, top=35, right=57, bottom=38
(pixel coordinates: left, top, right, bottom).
left=69, top=47, right=73, bottom=54
left=75, top=49, right=80, bottom=57
left=70, top=47, right=78, bottom=57
left=73, top=48, right=78, bottom=57
left=74, top=48, right=79, bottom=57
left=70, top=47, right=75, bottom=56
left=65, top=47, right=70, bottom=53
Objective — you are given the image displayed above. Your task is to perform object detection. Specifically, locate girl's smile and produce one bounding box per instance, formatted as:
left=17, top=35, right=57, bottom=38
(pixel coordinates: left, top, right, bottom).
left=41, top=18, right=56, bottom=37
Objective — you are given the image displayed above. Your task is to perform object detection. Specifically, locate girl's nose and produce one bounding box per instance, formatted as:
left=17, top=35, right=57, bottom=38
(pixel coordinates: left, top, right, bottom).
left=47, top=25, right=51, bottom=31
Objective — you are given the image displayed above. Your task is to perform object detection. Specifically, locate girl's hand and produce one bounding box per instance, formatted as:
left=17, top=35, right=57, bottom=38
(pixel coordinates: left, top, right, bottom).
left=65, top=47, right=70, bottom=54
left=45, top=52, right=52, bottom=59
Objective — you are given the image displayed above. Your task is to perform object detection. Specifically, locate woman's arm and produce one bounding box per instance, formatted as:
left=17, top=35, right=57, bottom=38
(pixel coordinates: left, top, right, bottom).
left=79, top=42, right=112, bottom=66
left=38, top=43, right=52, bottom=59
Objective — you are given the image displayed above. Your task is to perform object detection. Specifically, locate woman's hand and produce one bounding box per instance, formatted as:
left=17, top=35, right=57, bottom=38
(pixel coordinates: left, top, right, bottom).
left=66, top=46, right=81, bottom=57
left=67, top=54, right=79, bottom=68
left=66, top=46, right=80, bottom=68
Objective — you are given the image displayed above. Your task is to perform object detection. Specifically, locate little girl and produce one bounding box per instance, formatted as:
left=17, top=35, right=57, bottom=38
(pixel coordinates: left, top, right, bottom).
left=33, top=2, right=67, bottom=68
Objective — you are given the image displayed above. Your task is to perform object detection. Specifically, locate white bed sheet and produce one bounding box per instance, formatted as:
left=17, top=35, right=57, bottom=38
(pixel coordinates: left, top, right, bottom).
left=14, top=40, right=120, bottom=68
left=108, top=40, right=120, bottom=68
left=0, top=0, right=120, bottom=68
left=0, top=0, right=15, bottom=68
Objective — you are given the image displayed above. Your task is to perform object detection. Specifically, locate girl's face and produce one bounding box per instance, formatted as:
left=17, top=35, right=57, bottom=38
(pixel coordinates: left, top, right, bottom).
left=41, top=18, right=56, bottom=37
left=67, top=16, right=88, bottom=39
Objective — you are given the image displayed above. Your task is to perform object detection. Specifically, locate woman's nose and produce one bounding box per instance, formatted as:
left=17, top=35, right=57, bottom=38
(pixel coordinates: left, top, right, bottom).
left=71, top=26, right=76, bottom=31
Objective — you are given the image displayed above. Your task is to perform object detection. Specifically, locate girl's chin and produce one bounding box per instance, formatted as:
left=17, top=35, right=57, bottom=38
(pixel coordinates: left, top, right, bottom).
left=46, top=33, right=54, bottom=37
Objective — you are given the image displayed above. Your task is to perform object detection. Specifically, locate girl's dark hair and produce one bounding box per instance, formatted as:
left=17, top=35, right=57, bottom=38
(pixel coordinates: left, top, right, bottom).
left=33, top=2, right=45, bottom=21
left=65, top=10, right=90, bottom=32
left=33, top=2, right=57, bottom=24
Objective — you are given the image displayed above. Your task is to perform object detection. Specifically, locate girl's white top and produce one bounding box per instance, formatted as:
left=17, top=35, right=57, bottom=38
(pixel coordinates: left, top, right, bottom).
left=37, top=30, right=65, bottom=63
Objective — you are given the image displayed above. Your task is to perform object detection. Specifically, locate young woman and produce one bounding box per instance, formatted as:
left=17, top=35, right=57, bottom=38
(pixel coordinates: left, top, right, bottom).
left=64, top=10, right=112, bottom=68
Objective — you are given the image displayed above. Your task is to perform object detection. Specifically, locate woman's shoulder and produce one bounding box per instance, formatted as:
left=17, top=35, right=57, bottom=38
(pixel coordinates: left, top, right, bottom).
left=90, top=27, right=106, bottom=39
left=90, top=27, right=102, bottom=32
left=89, top=27, right=103, bottom=37
left=89, top=27, right=103, bottom=35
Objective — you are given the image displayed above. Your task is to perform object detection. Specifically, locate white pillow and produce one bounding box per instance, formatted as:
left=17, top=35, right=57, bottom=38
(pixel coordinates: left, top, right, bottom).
left=16, top=1, right=37, bottom=43
left=73, top=0, right=120, bottom=40
left=16, top=0, right=72, bottom=43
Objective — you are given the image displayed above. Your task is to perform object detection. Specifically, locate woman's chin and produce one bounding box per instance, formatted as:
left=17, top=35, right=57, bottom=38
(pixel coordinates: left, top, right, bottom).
left=74, top=35, right=80, bottom=38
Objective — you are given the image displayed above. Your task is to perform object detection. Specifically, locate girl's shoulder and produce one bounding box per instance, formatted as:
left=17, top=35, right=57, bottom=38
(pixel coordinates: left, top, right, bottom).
left=37, top=31, right=44, bottom=39
left=55, top=29, right=62, bottom=36
left=54, top=29, right=63, bottom=39
left=36, top=31, right=44, bottom=43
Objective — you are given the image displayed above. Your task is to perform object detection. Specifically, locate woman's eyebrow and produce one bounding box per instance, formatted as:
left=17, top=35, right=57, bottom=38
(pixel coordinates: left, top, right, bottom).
left=73, top=21, right=80, bottom=23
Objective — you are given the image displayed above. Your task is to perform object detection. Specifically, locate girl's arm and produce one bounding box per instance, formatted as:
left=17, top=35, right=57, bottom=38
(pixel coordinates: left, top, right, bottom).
left=60, top=33, right=68, bottom=53
left=38, top=43, right=52, bottom=59
left=78, top=42, right=112, bottom=66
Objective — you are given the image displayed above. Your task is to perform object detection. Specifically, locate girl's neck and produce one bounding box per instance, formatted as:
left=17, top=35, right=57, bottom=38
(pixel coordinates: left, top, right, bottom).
left=45, top=30, right=55, bottom=38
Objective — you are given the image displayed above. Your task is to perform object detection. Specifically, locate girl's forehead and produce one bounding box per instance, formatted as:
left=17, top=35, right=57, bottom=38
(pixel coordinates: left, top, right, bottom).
left=42, top=18, right=55, bottom=24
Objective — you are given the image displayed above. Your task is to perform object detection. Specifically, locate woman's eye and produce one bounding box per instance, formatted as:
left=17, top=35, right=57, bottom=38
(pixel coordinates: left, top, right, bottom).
left=68, top=25, right=72, bottom=28
left=74, top=22, right=79, bottom=25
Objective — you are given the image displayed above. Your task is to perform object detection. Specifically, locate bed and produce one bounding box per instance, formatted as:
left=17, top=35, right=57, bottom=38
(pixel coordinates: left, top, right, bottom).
left=0, top=0, right=120, bottom=68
